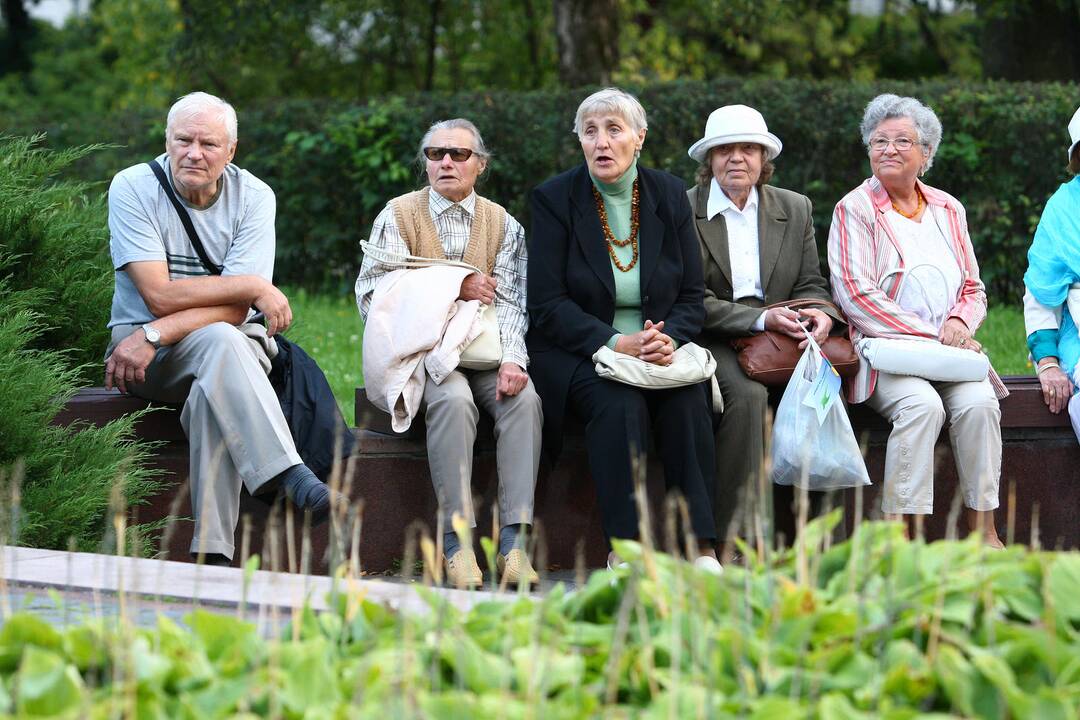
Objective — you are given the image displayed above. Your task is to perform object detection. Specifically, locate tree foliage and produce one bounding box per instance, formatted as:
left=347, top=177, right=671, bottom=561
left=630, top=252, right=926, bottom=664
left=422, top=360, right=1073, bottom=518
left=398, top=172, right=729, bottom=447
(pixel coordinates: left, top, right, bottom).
left=1, top=0, right=1056, bottom=119
left=0, top=136, right=161, bottom=553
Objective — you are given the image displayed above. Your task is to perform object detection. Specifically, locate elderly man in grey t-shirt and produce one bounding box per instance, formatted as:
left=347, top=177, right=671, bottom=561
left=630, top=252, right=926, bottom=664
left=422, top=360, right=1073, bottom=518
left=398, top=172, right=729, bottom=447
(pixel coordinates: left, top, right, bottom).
left=104, top=91, right=333, bottom=565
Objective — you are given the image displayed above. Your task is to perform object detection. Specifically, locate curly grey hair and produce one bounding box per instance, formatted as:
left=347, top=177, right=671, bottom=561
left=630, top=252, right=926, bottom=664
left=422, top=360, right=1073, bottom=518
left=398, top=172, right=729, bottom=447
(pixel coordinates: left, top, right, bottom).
left=572, top=87, right=648, bottom=137
left=860, top=93, right=943, bottom=172
left=167, top=92, right=238, bottom=144
left=416, top=118, right=491, bottom=169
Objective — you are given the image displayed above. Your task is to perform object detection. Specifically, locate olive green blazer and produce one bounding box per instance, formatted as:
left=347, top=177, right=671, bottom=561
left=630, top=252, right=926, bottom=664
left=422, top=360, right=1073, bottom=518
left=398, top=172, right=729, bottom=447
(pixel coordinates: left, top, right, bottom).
left=687, top=182, right=841, bottom=340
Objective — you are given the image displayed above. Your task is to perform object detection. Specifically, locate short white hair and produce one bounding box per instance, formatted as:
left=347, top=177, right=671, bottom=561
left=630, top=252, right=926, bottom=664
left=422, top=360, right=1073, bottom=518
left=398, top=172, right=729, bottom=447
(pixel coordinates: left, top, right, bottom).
left=166, top=92, right=238, bottom=144
left=573, top=87, right=648, bottom=137
left=860, top=93, right=942, bottom=171
left=416, top=118, right=491, bottom=167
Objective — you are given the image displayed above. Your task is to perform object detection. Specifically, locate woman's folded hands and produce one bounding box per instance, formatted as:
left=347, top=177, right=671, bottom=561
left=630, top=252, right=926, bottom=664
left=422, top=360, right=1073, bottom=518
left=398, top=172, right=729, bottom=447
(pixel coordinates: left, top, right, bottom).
left=614, top=319, right=675, bottom=365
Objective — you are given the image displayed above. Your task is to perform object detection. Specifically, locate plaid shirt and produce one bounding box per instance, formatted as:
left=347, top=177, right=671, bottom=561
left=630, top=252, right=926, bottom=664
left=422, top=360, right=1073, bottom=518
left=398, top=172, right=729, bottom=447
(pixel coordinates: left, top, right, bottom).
left=355, top=190, right=530, bottom=369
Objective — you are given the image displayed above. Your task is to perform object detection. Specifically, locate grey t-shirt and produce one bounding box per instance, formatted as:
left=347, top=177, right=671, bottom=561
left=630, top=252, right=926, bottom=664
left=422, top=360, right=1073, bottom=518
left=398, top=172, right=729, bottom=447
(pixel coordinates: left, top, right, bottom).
left=107, top=154, right=276, bottom=328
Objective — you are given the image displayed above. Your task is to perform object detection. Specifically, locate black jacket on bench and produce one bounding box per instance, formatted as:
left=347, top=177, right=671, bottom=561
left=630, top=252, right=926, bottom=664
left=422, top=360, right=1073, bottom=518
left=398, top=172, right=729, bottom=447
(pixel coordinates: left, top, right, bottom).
left=269, top=337, right=354, bottom=481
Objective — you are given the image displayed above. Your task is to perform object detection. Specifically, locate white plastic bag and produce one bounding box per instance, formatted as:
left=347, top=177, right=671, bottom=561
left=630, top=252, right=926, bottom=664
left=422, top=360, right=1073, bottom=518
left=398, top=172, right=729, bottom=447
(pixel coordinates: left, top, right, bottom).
left=771, top=333, right=871, bottom=490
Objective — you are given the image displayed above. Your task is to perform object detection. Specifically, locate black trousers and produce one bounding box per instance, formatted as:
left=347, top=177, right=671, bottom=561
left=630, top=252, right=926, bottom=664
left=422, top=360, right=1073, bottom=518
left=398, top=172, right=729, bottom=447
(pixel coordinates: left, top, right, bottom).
left=567, top=361, right=717, bottom=546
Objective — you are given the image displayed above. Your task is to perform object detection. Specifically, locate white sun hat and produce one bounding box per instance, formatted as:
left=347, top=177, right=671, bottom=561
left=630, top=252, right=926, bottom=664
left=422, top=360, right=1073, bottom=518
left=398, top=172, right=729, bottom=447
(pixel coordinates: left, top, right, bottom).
left=1068, top=104, right=1080, bottom=162
left=687, top=104, right=783, bottom=163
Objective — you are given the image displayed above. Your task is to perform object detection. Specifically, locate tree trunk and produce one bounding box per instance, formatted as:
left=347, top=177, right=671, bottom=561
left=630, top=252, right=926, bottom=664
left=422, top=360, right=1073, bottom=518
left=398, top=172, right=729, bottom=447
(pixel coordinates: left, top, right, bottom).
left=1, top=0, right=34, bottom=75
left=522, top=0, right=541, bottom=88
left=980, top=0, right=1080, bottom=81
left=552, top=0, right=619, bottom=87
left=423, top=0, right=442, bottom=91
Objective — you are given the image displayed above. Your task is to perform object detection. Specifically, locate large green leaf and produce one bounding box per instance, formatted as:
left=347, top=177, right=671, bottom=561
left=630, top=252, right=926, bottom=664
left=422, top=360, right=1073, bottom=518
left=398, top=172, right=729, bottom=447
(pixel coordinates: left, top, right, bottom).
left=1046, top=555, right=1080, bottom=624
left=15, top=646, right=83, bottom=717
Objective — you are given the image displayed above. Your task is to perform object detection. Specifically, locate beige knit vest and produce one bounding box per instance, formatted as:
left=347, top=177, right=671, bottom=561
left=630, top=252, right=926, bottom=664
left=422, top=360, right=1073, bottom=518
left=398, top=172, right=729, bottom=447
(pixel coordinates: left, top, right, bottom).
left=390, top=188, right=507, bottom=274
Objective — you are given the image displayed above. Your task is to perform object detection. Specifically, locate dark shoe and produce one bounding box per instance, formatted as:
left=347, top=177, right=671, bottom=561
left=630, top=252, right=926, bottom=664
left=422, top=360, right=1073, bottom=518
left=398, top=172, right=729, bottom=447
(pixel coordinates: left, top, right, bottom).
left=193, top=552, right=232, bottom=567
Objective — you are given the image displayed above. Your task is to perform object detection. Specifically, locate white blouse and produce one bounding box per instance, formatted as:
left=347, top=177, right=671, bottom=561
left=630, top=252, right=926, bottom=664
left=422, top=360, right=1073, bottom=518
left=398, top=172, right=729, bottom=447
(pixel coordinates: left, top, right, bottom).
left=888, top=210, right=963, bottom=330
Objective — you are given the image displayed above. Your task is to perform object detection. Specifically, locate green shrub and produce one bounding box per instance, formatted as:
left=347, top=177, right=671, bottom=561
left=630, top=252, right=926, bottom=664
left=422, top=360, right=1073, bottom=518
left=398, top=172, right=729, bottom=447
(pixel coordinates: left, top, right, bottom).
left=7, top=80, right=1079, bottom=302
left=0, top=136, right=160, bottom=553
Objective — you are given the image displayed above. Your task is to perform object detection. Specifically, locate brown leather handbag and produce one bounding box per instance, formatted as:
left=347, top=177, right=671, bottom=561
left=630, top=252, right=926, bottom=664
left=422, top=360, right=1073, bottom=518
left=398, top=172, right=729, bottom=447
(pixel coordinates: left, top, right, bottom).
left=731, top=299, right=859, bottom=386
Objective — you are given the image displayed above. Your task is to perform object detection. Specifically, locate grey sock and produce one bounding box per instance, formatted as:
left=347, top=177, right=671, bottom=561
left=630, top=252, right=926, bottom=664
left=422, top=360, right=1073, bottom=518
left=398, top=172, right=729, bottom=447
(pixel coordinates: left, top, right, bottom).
left=275, top=464, right=330, bottom=520
left=443, top=531, right=461, bottom=559
left=499, top=524, right=526, bottom=556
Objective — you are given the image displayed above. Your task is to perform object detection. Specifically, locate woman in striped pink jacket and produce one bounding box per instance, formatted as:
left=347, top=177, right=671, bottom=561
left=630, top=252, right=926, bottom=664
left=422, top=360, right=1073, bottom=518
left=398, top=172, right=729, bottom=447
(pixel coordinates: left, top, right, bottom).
left=827, top=94, right=1006, bottom=548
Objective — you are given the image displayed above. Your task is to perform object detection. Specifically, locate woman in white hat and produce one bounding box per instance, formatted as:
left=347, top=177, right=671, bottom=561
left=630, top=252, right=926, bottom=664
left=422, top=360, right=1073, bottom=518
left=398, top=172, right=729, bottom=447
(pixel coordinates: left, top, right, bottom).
left=1023, top=104, right=1080, bottom=437
left=686, top=104, right=842, bottom=549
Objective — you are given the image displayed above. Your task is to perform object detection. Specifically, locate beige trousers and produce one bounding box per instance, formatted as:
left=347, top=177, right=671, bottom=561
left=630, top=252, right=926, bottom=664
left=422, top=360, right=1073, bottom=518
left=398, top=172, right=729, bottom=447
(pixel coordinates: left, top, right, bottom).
left=421, top=368, right=542, bottom=531
left=109, top=322, right=302, bottom=558
left=866, top=372, right=1001, bottom=515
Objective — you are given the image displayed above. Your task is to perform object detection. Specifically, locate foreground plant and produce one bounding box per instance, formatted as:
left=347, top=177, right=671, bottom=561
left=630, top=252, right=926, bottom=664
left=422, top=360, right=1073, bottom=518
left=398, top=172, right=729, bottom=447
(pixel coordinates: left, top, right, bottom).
left=0, top=514, right=1077, bottom=718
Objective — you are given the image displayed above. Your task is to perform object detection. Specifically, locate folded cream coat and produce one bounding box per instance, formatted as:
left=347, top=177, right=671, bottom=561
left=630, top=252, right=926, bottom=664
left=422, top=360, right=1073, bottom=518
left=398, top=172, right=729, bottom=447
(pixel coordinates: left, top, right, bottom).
left=363, top=266, right=484, bottom=432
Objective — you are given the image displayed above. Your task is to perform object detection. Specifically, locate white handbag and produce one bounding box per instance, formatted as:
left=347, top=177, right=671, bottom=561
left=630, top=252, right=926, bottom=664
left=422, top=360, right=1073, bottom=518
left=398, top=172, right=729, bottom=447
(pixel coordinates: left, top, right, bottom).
left=592, top=343, right=724, bottom=413
left=857, top=337, right=989, bottom=383
left=361, top=240, right=502, bottom=370
left=860, top=263, right=990, bottom=383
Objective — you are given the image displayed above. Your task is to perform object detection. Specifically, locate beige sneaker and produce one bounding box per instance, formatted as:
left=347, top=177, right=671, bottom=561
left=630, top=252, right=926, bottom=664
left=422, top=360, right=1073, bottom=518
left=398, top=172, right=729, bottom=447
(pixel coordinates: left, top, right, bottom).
left=497, top=548, right=540, bottom=586
left=445, top=550, right=483, bottom=588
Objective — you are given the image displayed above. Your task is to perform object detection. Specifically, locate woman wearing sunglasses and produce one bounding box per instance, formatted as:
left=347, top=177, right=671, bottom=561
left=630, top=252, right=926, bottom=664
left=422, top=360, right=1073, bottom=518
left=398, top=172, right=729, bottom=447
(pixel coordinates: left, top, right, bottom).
left=355, top=119, right=543, bottom=588
left=526, top=88, right=722, bottom=572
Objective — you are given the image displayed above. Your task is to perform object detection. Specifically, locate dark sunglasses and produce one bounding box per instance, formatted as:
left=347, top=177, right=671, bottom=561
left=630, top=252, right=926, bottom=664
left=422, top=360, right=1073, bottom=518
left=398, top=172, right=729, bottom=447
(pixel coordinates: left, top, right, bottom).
left=423, top=146, right=475, bottom=162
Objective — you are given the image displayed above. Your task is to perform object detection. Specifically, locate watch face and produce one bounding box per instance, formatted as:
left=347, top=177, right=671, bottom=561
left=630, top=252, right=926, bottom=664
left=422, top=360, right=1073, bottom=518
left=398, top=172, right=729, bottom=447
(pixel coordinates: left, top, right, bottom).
left=144, top=326, right=160, bottom=344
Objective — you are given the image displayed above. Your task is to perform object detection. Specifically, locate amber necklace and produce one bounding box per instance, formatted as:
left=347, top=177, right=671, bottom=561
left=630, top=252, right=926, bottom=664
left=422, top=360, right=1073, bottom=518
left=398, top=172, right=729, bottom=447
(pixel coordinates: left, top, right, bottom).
left=592, top=179, right=641, bottom=272
left=891, top=187, right=925, bottom=219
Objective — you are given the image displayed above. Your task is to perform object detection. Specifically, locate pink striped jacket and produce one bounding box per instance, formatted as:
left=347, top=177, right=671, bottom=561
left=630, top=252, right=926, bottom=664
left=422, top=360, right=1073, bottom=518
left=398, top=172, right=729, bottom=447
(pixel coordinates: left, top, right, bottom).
left=827, top=176, right=1008, bottom=404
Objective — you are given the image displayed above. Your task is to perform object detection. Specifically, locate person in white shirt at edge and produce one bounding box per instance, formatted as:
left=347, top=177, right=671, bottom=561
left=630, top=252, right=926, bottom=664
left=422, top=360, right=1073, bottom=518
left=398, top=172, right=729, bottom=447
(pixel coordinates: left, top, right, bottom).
left=1023, top=104, right=1080, bottom=439
left=355, top=119, right=543, bottom=589
left=104, top=92, right=340, bottom=567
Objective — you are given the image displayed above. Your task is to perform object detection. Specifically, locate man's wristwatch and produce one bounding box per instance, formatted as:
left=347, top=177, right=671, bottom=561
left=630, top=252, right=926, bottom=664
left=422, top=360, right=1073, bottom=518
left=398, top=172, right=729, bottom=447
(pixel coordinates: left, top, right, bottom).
left=142, top=323, right=162, bottom=349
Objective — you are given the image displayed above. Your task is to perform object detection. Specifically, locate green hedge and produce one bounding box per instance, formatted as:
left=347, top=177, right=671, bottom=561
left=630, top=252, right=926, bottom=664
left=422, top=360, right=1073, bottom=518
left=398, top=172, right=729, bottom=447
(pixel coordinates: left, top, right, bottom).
left=9, top=80, right=1079, bottom=302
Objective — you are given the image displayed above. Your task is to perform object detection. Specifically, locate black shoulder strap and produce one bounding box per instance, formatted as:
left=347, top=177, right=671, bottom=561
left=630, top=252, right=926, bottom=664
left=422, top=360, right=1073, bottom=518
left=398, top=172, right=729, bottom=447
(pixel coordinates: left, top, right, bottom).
left=146, top=160, right=223, bottom=276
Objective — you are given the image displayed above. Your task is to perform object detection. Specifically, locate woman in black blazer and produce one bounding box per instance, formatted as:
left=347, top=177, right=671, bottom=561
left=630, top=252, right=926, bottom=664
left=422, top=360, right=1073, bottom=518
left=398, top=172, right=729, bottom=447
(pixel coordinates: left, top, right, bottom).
left=527, top=88, right=721, bottom=572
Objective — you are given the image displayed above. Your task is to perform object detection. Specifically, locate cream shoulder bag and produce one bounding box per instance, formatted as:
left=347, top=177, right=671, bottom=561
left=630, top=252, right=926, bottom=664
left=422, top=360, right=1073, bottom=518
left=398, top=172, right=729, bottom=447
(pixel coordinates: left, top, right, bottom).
left=360, top=240, right=502, bottom=370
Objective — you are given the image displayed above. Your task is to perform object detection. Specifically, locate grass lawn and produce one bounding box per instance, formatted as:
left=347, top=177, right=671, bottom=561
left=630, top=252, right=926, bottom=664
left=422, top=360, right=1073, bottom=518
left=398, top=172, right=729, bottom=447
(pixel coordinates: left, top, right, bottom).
left=290, top=290, right=1034, bottom=427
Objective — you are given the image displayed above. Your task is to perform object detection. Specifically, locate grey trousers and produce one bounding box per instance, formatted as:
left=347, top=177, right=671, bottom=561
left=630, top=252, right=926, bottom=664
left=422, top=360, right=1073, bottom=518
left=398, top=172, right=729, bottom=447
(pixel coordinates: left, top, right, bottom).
left=711, top=342, right=773, bottom=542
left=421, top=368, right=542, bottom=531
left=108, top=322, right=302, bottom=558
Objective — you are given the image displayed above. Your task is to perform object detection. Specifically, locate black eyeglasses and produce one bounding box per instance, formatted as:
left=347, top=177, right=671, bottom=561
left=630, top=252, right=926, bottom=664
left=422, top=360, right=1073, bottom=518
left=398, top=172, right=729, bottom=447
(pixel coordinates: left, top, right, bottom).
left=423, top=146, right=475, bottom=162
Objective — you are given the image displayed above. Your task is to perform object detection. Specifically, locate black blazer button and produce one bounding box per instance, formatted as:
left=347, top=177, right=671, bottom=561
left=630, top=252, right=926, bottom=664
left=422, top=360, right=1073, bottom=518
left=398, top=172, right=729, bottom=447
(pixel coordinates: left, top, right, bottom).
left=643, top=295, right=650, bottom=303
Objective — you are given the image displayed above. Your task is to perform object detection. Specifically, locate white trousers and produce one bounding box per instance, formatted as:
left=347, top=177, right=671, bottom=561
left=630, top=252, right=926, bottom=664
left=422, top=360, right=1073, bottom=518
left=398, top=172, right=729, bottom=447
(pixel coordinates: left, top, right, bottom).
left=866, top=373, right=1001, bottom=515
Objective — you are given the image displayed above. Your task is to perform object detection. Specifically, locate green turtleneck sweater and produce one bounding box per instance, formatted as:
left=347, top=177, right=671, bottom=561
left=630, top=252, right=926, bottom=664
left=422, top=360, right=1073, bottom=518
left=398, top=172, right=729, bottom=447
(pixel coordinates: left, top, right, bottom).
left=590, top=163, right=642, bottom=348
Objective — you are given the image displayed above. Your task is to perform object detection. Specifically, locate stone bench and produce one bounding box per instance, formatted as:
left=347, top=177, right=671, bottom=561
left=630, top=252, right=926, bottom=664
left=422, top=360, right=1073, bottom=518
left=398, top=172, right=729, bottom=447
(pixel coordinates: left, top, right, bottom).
left=53, top=378, right=1080, bottom=575
left=352, top=375, right=1079, bottom=570
left=53, top=388, right=340, bottom=573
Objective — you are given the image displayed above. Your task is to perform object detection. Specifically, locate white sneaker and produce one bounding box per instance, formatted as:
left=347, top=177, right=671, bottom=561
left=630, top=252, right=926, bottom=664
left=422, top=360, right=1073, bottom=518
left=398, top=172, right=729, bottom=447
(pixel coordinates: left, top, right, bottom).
left=693, top=555, right=724, bottom=575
